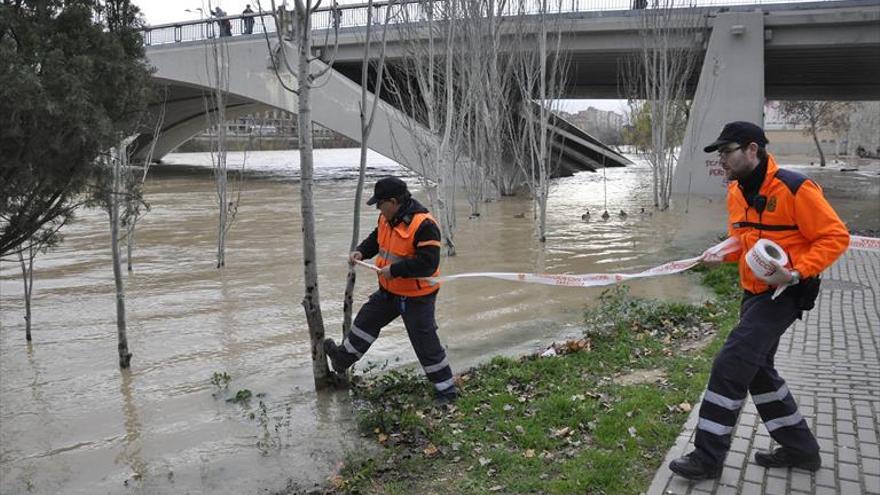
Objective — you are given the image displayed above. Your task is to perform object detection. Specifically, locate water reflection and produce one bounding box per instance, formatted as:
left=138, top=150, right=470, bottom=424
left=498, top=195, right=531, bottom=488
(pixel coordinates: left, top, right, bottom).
left=116, top=369, right=146, bottom=485
left=0, top=149, right=876, bottom=494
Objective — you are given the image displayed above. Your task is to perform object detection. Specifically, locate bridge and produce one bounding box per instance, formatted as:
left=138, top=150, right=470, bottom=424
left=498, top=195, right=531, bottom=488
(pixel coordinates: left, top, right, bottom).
left=140, top=0, right=880, bottom=194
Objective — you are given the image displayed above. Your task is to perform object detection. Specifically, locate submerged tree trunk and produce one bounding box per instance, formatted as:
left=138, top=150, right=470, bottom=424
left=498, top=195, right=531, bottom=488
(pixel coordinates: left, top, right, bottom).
left=293, top=4, right=330, bottom=388
left=110, top=144, right=132, bottom=369
left=17, top=248, right=34, bottom=341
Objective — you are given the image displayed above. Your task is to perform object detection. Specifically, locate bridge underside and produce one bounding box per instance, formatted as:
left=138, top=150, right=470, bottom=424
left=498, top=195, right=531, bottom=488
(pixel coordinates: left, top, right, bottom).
left=331, top=40, right=879, bottom=101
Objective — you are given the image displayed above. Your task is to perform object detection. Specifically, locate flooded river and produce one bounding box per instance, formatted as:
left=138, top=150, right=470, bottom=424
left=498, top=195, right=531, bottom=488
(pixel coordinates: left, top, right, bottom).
left=1, top=149, right=876, bottom=494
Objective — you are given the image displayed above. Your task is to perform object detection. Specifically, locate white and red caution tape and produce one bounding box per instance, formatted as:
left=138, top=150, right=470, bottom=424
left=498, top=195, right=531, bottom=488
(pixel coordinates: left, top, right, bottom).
left=850, top=235, right=880, bottom=252
left=354, top=235, right=879, bottom=289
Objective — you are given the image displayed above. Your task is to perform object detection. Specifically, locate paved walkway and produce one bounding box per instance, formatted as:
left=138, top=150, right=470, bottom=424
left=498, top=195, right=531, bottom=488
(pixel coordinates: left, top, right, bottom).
left=649, top=248, right=880, bottom=495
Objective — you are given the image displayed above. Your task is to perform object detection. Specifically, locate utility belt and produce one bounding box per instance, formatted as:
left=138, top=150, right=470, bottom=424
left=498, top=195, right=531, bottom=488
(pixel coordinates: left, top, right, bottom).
left=746, top=276, right=821, bottom=312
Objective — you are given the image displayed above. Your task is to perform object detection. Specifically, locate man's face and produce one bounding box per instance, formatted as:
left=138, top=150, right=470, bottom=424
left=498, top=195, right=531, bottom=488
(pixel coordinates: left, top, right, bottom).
left=718, top=142, right=758, bottom=181
left=376, top=198, right=400, bottom=221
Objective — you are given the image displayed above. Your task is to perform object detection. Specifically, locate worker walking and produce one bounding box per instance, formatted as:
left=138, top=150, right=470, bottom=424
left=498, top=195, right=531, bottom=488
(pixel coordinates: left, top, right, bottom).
left=669, top=121, right=850, bottom=480
left=324, top=177, right=458, bottom=405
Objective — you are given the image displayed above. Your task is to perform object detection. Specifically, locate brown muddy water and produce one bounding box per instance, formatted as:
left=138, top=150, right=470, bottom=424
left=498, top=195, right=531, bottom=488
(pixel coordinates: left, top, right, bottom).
left=1, top=149, right=877, bottom=494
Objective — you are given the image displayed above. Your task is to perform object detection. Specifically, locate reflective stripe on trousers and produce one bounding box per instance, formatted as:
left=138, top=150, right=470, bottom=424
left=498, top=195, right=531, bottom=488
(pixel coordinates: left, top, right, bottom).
left=694, top=291, right=819, bottom=466
left=339, top=289, right=454, bottom=393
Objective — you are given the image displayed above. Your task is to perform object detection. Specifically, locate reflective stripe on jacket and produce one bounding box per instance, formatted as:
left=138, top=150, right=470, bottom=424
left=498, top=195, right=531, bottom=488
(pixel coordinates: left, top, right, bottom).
left=726, top=154, right=850, bottom=293
left=376, top=212, right=441, bottom=296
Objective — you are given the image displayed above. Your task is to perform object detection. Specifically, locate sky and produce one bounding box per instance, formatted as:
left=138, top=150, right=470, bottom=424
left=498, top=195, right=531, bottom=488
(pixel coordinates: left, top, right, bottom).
left=135, top=0, right=628, bottom=116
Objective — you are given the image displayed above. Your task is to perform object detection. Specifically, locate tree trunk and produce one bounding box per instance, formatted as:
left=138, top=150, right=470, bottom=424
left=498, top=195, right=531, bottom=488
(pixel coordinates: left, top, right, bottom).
left=294, top=9, right=330, bottom=388
left=111, top=145, right=133, bottom=369
left=18, top=249, right=34, bottom=341
left=344, top=0, right=389, bottom=336
left=213, top=42, right=229, bottom=268
left=811, top=126, right=826, bottom=167
left=126, top=216, right=137, bottom=272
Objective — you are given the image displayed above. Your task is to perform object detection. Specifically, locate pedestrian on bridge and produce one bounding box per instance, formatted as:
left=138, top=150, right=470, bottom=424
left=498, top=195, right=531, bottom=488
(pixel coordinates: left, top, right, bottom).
left=324, top=177, right=458, bottom=405
left=669, top=121, right=850, bottom=480
left=212, top=7, right=232, bottom=37
left=242, top=4, right=255, bottom=35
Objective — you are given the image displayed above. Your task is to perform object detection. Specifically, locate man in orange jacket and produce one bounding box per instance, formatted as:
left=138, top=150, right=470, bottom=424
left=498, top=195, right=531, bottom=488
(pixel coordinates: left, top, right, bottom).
left=324, top=177, right=458, bottom=404
left=669, top=122, right=850, bottom=480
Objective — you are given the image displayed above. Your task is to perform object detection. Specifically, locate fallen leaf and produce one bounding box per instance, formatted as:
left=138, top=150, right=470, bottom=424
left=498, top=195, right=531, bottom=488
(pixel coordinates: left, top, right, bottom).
left=377, top=433, right=389, bottom=444
left=553, top=427, right=572, bottom=438
left=627, top=426, right=637, bottom=438
left=515, top=425, right=525, bottom=434
left=679, top=402, right=692, bottom=412
left=479, top=456, right=492, bottom=467
left=503, top=404, right=514, bottom=412
left=489, top=485, right=504, bottom=492
left=524, top=449, right=536, bottom=458
left=328, top=475, right=345, bottom=489
left=423, top=443, right=440, bottom=458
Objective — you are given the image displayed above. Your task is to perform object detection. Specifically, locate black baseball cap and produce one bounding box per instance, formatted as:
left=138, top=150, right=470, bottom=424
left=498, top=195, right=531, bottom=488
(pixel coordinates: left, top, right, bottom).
left=366, top=176, right=409, bottom=205
left=704, top=121, right=769, bottom=153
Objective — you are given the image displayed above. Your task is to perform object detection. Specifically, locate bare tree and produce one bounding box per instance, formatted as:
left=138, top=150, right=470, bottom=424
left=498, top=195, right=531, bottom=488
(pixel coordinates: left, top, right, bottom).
left=388, top=0, right=461, bottom=255
left=621, top=0, right=703, bottom=210
left=775, top=100, right=854, bottom=167
left=125, top=90, right=167, bottom=272
left=94, top=142, right=139, bottom=368
left=201, top=14, right=238, bottom=269
left=16, top=227, right=63, bottom=342
left=257, top=0, right=343, bottom=388
left=342, top=0, right=394, bottom=340
left=511, top=0, right=569, bottom=242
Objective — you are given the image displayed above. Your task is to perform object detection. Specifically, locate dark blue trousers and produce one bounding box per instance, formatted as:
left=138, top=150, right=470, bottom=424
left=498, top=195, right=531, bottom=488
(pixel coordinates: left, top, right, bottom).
left=695, top=290, right=820, bottom=466
left=337, top=289, right=456, bottom=396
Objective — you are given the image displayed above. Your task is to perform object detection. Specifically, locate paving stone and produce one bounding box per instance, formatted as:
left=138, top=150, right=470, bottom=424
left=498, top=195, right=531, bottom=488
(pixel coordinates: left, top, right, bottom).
left=723, top=452, right=745, bottom=469
left=840, top=479, right=862, bottom=494
left=837, top=420, right=856, bottom=434
left=763, top=475, right=787, bottom=494
left=665, top=476, right=691, bottom=494
left=816, top=424, right=834, bottom=439
left=815, top=467, right=837, bottom=487
left=837, top=433, right=858, bottom=448
left=862, top=443, right=880, bottom=460
left=838, top=462, right=860, bottom=481
left=714, top=485, right=738, bottom=495
left=857, top=415, right=876, bottom=428
left=866, top=474, right=880, bottom=494
left=743, top=464, right=764, bottom=484
left=865, top=457, right=880, bottom=475
left=814, top=486, right=838, bottom=495
left=790, top=471, right=813, bottom=492
left=729, top=437, right=750, bottom=453
left=739, top=481, right=763, bottom=495
left=860, top=428, right=879, bottom=444
left=838, top=446, right=858, bottom=464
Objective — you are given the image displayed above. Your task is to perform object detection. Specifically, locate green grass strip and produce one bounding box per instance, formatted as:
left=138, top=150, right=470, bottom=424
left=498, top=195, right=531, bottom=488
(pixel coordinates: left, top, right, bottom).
left=333, top=264, right=740, bottom=495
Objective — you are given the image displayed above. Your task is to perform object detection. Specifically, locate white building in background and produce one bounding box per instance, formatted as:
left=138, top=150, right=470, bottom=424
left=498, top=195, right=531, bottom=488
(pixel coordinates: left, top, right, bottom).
left=561, top=107, right=625, bottom=145
left=762, top=102, right=879, bottom=158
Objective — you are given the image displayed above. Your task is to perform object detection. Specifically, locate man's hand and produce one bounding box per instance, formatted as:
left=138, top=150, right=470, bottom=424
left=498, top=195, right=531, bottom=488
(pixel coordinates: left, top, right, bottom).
left=700, top=249, right=725, bottom=267
left=378, top=264, right=394, bottom=279
left=764, top=264, right=794, bottom=286
left=349, top=251, right=363, bottom=265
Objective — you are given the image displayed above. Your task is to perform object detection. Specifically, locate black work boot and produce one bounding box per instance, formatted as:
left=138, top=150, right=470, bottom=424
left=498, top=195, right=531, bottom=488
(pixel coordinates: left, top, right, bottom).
left=669, top=451, right=723, bottom=480
left=433, top=388, right=458, bottom=407
left=323, top=338, right=352, bottom=374
left=754, top=447, right=821, bottom=471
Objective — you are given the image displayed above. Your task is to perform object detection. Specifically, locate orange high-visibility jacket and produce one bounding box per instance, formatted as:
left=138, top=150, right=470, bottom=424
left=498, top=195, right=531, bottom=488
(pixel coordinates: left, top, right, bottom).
left=724, top=154, right=850, bottom=293
left=376, top=212, right=441, bottom=297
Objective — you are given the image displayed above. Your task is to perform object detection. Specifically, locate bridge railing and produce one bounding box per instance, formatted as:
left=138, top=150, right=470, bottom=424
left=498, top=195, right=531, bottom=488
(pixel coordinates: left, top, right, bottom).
left=141, top=0, right=848, bottom=46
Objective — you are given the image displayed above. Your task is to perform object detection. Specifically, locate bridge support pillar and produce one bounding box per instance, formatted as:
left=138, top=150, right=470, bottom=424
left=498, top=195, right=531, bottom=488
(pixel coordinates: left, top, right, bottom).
left=673, top=11, right=765, bottom=197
